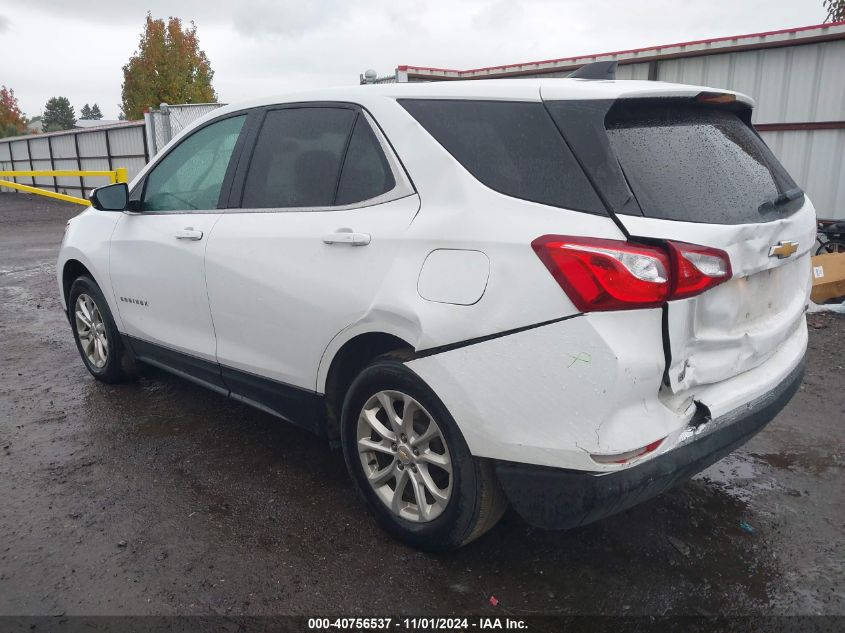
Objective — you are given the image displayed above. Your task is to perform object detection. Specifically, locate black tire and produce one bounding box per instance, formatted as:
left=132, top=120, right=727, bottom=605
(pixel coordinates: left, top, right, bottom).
left=816, top=239, right=845, bottom=255
left=341, top=356, right=507, bottom=551
left=68, top=275, right=136, bottom=384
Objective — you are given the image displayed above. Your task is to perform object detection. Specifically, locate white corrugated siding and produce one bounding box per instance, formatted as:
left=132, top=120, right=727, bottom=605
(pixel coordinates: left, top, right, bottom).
left=0, top=122, right=146, bottom=198
left=53, top=159, right=81, bottom=191
left=653, top=39, right=845, bottom=218
left=760, top=128, right=845, bottom=220
left=77, top=131, right=107, bottom=157
left=656, top=40, right=845, bottom=125
left=402, top=24, right=845, bottom=219
left=49, top=135, right=77, bottom=159
left=615, top=62, right=651, bottom=80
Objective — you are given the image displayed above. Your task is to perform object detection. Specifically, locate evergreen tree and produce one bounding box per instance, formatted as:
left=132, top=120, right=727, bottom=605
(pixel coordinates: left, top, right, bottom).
left=43, top=97, right=76, bottom=131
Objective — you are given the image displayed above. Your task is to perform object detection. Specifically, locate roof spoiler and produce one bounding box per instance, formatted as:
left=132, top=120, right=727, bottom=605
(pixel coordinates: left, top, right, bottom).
left=569, top=61, right=617, bottom=80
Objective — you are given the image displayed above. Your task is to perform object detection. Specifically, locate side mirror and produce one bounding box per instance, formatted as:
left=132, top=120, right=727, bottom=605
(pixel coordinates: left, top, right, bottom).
left=90, top=183, right=129, bottom=211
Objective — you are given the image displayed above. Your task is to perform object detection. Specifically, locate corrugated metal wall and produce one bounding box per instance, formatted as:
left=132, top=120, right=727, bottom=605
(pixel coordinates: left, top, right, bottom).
left=0, top=123, right=147, bottom=197
left=655, top=40, right=845, bottom=124
left=398, top=26, right=845, bottom=219
left=538, top=63, right=651, bottom=80
left=512, top=39, right=845, bottom=219
left=652, top=40, right=845, bottom=219
left=0, top=104, right=218, bottom=200
left=759, top=128, right=845, bottom=219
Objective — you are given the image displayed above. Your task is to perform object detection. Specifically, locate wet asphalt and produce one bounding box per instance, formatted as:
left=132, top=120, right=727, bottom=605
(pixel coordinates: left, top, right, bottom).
left=0, top=193, right=843, bottom=617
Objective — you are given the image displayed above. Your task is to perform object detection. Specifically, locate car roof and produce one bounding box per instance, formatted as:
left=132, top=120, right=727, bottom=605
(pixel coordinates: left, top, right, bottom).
left=207, top=78, right=754, bottom=118
left=162, top=78, right=753, bottom=157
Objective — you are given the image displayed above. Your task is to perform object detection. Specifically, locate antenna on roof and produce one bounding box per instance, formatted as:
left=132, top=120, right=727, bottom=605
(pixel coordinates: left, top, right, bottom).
left=568, top=61, right=618, bottom=80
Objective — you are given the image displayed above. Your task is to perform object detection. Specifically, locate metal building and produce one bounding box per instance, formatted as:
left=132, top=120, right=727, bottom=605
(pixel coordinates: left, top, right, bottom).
left=370, top=21, right=845, bottom=219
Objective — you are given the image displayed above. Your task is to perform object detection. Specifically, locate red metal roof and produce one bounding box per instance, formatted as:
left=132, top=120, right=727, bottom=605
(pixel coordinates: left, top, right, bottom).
left=398, top=20, right=845, bottom=76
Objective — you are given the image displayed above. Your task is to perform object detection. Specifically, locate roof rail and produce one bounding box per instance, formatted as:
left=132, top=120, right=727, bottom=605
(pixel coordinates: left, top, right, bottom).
left=568, top=61, right=618, bottom=80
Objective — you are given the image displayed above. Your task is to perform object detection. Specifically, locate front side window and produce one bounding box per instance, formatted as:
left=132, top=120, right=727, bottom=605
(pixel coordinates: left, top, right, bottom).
left=142, top=115, right=246, bottom=212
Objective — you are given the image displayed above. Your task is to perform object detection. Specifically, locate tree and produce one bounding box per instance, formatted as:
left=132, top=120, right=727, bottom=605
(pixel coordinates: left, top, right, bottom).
left=823, top=0, right=845, bottom=21
left=0, top=85, right=26, bottom=138
left=43, top=96, right=76, bottom=131
left=120, top=14, right=217, bottom=121
left=79, top=103, right=104, bottom=120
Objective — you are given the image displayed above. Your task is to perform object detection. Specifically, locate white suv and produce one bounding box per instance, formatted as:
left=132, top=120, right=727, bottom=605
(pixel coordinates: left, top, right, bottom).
left=58, top=77, right=814, bottom=550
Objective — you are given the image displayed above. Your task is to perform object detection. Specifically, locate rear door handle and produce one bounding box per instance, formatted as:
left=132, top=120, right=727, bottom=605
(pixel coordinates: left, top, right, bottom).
left=322, top=229, right=371, bottom=246
left=175, top=227, right=203, bottom=241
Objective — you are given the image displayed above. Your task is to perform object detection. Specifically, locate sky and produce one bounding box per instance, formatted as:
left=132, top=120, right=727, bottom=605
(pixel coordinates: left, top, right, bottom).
left=0, top=0, right=830, bottom=121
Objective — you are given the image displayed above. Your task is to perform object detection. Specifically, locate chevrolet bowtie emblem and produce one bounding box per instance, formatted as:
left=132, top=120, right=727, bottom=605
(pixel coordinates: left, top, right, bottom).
left=768, top=240, right=799, bottom=259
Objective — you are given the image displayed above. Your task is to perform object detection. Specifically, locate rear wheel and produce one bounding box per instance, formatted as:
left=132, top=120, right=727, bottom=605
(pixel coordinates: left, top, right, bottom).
left=68, top=276, right=136, bottom=383
left=341, top=357, right=506, bottom=551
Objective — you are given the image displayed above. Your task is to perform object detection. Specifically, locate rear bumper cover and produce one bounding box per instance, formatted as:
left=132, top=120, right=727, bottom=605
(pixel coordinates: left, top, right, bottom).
left=495, top=357, right=805, bottom=530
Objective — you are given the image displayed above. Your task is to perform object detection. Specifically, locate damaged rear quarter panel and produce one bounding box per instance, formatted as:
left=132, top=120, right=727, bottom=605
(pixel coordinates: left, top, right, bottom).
left=406, top=309, right=686, bottom=471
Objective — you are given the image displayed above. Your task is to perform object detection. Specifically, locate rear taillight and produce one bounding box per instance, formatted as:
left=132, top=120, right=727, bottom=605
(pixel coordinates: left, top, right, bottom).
left=667, top=241, right=732, bottom=300
left=532, top=235, right=731, bottom=311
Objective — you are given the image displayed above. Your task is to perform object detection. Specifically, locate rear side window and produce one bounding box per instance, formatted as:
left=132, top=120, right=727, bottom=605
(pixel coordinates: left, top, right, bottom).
left=399, top=99, right=605, bottom=214
left=603, top=103, right=801, bottom=224
left=336, top=116, right=395, bottom=205
left=242, top=108, right=355, bottom=208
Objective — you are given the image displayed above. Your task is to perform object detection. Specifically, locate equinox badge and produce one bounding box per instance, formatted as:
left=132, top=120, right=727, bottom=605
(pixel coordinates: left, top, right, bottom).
left=768, top=240, right=799, bottom=259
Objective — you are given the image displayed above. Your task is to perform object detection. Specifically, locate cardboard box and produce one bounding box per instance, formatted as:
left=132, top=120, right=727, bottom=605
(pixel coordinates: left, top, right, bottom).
left=811, top=252, right=845, bottom=303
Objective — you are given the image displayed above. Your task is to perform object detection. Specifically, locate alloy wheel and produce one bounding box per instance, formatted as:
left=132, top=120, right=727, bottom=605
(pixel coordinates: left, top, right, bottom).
left=356, top=390, right=453, bottom=522
left=74, top=293, right=109, bottom=368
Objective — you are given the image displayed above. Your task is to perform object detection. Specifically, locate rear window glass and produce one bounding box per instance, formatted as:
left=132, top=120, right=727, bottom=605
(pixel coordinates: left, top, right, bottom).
left=604, top=104, right=800, bottom=224
left=399, top=99, right=605, bottom=214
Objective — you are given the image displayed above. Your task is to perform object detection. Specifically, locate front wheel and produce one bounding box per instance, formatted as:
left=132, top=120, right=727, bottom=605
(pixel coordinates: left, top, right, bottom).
left=341, top=357, right=507, bottom=551
left=68, top=276, right=136, bottom=383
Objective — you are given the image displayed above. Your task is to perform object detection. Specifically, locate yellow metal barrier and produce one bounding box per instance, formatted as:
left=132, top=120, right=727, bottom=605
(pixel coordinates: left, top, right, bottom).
left=0, top=168, right=128, bottom=206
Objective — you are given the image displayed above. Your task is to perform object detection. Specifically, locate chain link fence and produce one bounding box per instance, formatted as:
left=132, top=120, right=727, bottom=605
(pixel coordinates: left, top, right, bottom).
left=144, top=103, right=226, bottom=156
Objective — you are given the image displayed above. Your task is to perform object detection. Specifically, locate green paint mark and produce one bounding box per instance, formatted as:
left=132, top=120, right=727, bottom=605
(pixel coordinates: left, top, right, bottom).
left=567, top=352, right=592, bottom=367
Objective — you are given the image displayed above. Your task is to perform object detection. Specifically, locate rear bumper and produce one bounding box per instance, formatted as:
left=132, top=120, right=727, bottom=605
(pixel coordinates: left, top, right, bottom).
left=495, top=357, right=805, bottom=530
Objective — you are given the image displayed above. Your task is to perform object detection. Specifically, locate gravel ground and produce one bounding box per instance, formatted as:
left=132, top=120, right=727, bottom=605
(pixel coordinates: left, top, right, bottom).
left=0, top=193, right=843, bottom=617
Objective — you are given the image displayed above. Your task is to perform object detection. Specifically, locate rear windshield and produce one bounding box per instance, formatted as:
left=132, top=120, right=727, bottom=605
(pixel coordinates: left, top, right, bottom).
left=399, top=99, right=606, bottom=215
left=603, top=103, right=801, bottom=224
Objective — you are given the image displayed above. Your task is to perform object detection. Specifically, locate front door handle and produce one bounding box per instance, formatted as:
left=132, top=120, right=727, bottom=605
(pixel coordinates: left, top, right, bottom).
left=175, top=227, right=203, bottom=241
left=322, top=229, right=371, bottom=246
